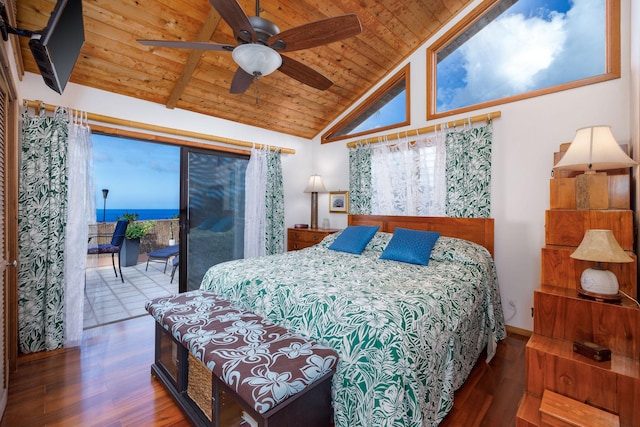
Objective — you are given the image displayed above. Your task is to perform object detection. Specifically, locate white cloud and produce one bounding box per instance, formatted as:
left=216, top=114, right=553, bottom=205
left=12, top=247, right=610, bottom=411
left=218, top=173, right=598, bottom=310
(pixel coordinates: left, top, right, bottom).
left=439, top=0, right=605, bottom=111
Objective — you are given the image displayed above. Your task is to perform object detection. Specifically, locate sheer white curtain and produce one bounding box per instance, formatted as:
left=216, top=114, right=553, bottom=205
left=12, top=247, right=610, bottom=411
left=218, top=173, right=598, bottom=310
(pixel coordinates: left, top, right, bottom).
left=370, top=130, right=446, bottom=216
left=244, top=147, right=267, bottom=258
left=63, top=111, right=95, bottom=346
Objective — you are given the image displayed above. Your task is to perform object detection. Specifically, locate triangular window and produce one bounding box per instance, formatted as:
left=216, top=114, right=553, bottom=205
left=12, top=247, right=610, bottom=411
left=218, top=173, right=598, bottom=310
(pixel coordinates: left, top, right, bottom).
left=322, top=65, right=409, bottom=143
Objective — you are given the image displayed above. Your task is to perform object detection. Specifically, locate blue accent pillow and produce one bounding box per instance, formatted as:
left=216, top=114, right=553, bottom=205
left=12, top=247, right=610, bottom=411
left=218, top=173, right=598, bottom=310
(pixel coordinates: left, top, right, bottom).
left=211, top=217, right=233, bottom=232
left=328, top=225, right=380, bottom=254
left=380, top=228, right=441, bottom=265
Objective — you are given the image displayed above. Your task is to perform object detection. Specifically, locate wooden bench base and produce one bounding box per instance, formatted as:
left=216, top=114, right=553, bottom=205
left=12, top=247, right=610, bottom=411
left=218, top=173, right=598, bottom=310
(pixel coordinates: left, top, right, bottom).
left=152, top=323, right=334, bottom=427
left=146, top=292, right=337, bottom=427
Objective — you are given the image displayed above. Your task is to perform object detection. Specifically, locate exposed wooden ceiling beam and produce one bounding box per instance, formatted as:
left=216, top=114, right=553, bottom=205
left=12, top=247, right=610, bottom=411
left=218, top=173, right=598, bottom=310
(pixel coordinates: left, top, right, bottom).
left=166, top=7, right=223, bottom=109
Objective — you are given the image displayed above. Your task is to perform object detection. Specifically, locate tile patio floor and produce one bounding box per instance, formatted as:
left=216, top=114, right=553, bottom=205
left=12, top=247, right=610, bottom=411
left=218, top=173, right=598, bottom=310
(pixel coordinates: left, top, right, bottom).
left=83, top=259, right=179, bottom=329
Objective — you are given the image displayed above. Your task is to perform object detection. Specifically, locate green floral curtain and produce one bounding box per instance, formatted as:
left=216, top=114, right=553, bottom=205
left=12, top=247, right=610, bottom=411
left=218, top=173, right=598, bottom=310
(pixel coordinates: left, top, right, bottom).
left=348, top=145, right=372, bottom=214
left=18, top=108, right=69, bottom=353
left=445, top=124, right=493, bottom=218
left=264, top=149, right=284, bottom=254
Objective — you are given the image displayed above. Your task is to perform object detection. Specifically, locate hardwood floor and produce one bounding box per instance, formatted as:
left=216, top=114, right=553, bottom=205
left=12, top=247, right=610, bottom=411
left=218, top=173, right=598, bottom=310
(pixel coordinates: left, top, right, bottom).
left=1, top=316, right=527, bottom=426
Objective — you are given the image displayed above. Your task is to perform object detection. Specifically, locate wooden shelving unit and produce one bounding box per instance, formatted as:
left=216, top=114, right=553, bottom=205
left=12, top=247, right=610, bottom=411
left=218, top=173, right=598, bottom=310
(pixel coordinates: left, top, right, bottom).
left=515, top=144, right=640, bottom=427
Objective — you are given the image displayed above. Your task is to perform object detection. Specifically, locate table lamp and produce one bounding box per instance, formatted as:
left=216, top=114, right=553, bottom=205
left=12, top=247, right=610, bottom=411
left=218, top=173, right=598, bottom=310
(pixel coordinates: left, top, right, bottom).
left=304, top=174, right=326, bottom=229
left=570, top=229, right=633, bottom=300
left=554, top=126, right=637, bottom=209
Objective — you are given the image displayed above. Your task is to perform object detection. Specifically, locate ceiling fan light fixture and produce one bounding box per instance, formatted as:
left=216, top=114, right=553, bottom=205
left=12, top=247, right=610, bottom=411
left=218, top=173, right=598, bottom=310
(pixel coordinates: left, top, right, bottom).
left=232, top=44, right=282, bottom=77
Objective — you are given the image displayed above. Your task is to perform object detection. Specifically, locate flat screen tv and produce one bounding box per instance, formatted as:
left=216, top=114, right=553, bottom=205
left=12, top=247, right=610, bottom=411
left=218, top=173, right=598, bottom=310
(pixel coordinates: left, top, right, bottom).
left=28, top=0, right=84, bottom=94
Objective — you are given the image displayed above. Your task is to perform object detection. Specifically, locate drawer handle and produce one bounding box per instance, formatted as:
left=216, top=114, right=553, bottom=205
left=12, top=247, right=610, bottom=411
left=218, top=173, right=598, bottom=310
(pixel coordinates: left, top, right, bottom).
left=313, top=234, right=320, bottom=240
left=294, top=243, right=300, bottom=249
left=294, top=232, right=300, bottom=238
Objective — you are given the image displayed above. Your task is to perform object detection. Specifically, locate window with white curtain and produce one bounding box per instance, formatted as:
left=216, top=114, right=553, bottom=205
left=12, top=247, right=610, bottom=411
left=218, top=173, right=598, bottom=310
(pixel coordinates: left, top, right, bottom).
left=370, top=134, right=446, bottom=216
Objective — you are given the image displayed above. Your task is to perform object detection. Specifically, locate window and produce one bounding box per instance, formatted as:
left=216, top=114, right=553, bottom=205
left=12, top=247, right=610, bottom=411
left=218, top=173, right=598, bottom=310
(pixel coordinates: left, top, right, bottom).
left=92, top=134, right=180, bottom=221
left=427, top=0, right=619, bottom=119
left=322, top=65, right=410, bottom=143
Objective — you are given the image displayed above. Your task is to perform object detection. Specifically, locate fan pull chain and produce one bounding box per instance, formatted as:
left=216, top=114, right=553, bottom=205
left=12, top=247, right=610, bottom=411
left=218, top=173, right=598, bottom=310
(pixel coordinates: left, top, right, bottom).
left=254, top=78, right=259, bottom=104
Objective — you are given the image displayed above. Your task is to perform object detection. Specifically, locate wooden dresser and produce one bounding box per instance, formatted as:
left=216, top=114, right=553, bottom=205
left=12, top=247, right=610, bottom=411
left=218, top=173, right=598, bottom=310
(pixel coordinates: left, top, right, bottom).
left=516, top=144, right=640, bottom=427
left=287, top=228, right=340, bottom=251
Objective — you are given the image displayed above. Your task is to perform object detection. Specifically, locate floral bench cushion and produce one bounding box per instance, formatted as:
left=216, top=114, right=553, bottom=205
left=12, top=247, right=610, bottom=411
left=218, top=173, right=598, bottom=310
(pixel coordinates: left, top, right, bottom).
left=146, top=290, right=338, bottom=414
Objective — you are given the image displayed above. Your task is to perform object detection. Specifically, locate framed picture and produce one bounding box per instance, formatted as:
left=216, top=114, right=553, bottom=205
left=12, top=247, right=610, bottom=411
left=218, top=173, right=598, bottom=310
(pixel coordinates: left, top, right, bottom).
left=329, top=191, right=349, bottom=213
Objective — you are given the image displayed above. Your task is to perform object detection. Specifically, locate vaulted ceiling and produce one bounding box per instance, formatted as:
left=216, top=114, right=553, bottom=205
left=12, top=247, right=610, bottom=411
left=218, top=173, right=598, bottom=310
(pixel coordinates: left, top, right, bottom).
left=15, top=0, right=472, bottom=139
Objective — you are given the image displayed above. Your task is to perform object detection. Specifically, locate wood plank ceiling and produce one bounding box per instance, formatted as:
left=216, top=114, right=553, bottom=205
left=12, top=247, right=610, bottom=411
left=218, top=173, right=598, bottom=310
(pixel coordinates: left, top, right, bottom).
left=15, top=0, right=472, bottom=139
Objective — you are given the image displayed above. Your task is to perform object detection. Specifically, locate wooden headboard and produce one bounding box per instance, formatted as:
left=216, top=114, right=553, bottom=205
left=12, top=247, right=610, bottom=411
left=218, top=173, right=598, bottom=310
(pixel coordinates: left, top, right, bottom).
left=348, top=215, right=495, bottom=257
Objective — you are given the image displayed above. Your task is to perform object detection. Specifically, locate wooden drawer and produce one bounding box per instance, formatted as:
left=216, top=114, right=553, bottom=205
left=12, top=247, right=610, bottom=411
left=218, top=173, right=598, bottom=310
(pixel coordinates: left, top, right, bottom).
left=287, top=228, right=340, bottom=251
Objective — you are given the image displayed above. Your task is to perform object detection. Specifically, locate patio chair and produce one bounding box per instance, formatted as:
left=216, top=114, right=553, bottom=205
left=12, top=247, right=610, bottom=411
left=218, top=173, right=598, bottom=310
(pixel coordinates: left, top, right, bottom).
left=170, top=256, right=179, bottom=284
left=87, top=220, right=129, bottom=283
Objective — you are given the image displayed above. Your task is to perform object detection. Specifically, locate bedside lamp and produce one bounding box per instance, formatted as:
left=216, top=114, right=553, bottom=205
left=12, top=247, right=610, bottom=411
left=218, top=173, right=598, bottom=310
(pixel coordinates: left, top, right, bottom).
left=304, top=174, right=326, bottom=229
left=554, top=126, right=637, bottom=209
left=570, top=229, right=633, bottom=300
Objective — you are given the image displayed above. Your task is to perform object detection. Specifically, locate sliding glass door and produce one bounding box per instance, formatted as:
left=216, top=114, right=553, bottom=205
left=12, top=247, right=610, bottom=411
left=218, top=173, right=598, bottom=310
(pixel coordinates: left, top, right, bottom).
left=179, top=147, right=249, bottom=292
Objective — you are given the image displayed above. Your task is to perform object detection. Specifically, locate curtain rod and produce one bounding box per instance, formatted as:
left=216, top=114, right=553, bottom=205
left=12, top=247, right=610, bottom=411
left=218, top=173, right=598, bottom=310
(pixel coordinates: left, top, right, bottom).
left=346, top=110, right=501, bottom=148
left=22, top=99, right=296, bottom=155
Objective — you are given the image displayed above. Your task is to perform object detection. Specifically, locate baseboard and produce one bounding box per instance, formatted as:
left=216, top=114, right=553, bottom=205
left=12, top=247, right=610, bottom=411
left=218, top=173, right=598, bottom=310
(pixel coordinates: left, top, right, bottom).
left=506, top=325, right=532, bottom=337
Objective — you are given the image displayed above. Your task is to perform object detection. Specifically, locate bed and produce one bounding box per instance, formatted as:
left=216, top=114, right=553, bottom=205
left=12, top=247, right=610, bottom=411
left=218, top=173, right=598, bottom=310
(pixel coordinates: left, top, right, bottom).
left=200, top=215, right=506, bottom=426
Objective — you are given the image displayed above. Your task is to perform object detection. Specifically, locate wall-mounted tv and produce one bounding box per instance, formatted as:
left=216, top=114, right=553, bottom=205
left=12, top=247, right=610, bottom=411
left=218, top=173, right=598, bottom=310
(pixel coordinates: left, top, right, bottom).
left=28, top=0, right=85, bottom=94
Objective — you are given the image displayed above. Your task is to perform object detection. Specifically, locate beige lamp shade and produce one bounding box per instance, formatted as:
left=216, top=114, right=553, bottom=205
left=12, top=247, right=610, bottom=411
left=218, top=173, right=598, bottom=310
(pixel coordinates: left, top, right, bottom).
left=570, top=229, right=633, bottom=263
left=555, top=126, right=637, bottom=171
left=304, top=175, right=327, bottom=193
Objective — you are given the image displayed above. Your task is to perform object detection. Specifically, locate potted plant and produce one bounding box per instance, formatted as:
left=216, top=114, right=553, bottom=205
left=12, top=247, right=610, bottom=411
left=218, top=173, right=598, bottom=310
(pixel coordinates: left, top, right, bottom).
left=119, top=212, right=156, bottom=266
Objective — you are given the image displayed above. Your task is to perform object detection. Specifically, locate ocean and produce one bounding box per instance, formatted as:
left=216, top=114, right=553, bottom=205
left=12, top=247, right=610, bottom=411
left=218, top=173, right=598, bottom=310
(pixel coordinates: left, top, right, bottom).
left=97, top=209, right=179, bottom=222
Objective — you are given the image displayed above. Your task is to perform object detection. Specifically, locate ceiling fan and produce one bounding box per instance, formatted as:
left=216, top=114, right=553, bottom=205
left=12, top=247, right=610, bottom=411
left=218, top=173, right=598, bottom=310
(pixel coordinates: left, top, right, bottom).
left=138, top=0, right=362, bottom=94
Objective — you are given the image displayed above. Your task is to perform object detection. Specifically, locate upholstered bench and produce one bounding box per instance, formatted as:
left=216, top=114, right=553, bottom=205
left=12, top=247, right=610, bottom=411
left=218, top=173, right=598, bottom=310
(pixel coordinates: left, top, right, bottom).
left=146, top=290, right=338, bottom=427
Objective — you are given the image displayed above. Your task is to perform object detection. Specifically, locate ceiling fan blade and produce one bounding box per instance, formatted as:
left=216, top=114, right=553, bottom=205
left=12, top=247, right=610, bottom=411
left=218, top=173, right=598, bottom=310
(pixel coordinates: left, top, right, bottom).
left=268, top=14, right=362, bottom=52
left=279, top=55, right=332, bottom=90
left=138, top=39, right=234, bottom=51
left=230, top=67, right=254, bottom=94
left=209, top=0, right=256, bottom=43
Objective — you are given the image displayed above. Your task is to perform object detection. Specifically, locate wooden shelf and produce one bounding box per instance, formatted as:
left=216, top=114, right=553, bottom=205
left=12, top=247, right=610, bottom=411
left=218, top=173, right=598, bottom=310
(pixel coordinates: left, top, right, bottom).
left=533, top=286, right=640, bottom=358
left=539, top=390, right=620, bottom=427
left=527, top=334, right=640, bottom=384
left=516, top=144, right=638, bottom=427
left=541, top=246, right=637, bottom=297
left=516, top=394, right=541, bottom=427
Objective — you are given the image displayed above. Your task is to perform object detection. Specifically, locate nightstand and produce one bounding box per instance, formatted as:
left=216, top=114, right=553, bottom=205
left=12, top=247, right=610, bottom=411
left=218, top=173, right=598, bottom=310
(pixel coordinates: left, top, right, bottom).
left=287, top=228, right=340, bottom=251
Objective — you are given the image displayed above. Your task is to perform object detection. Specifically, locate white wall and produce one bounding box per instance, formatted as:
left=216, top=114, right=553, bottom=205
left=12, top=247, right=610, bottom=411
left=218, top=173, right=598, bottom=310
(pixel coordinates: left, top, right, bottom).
left=17, top=72, right=314, bottom=233
left=311, top=0, right=634, bottom=331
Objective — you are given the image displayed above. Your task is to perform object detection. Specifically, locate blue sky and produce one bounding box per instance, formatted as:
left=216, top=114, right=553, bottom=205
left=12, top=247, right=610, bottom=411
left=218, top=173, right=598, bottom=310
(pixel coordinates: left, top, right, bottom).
left=436, top=0, right=604, bottom=111
left=93, top=134, right=180, bottom=209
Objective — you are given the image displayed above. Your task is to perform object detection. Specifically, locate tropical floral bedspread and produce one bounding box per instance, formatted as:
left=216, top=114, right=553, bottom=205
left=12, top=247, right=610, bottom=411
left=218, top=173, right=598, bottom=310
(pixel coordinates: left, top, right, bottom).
left=200, top=232, right=506, bottom=427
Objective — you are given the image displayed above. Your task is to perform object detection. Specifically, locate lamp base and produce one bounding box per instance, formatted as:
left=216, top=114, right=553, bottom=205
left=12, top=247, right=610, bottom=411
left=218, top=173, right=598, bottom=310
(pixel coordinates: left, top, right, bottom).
left=575, top=172, right=608, bottom=210
left=310, top=192, right=319, bottom=229
left=577, top=288, right=622, bottom=302
left=580, top=267, right=619, bottom=296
